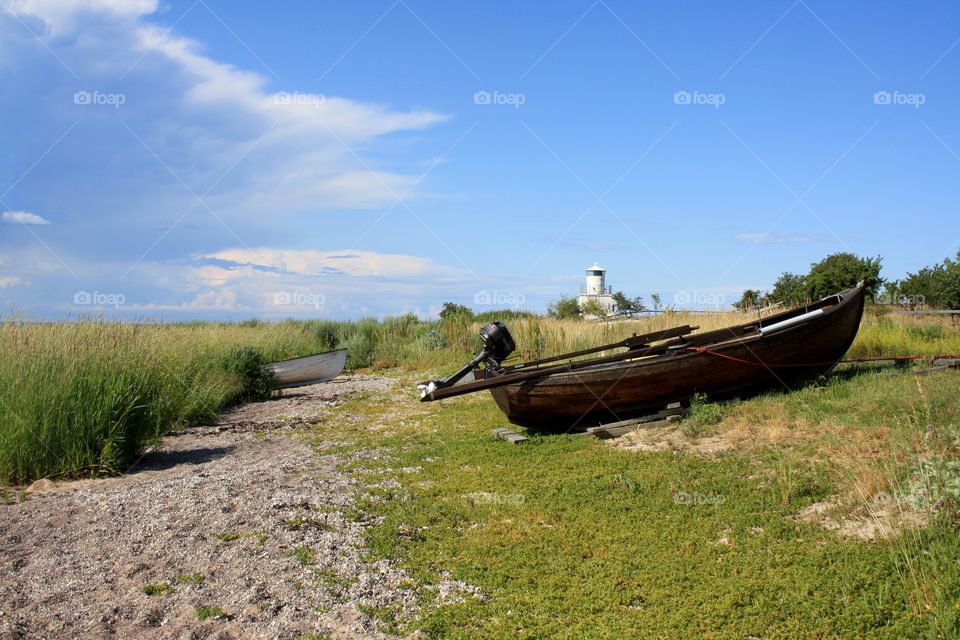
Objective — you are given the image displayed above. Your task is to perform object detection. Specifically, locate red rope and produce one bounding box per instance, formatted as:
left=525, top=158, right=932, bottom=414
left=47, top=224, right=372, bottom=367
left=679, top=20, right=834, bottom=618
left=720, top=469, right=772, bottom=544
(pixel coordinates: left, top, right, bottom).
left=684, top=347, right=960, bottom=369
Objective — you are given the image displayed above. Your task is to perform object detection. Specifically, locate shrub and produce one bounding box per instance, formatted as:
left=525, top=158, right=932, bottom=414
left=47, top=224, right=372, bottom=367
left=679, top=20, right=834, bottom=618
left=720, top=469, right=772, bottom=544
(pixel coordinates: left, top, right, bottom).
left=221, top=347, right=275, bottom=403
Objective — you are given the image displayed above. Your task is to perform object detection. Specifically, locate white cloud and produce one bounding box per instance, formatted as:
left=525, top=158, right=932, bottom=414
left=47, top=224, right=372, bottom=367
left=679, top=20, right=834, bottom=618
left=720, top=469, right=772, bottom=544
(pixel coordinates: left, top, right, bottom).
left=3, top=0, right=159, bottom=35
left=2, top=210, right=51, bottom=225
left=200, top=247, right=445, bottom=278
left=0, top=275, right=21, bottom=288
left=5, top=0, right=450, bottom=214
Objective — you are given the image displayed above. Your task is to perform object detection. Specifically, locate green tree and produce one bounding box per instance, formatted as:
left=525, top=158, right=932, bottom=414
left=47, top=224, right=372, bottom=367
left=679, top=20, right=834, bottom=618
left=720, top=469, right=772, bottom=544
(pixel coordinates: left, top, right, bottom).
left=611, top=291, right=645, bottom=315
left=735, top=289, right=763, bottom=311
left=895, top=252, right=960, bottom=309
left=805, top=253, right=883, bottom=299
left=650, top=293, right=662, bottom=311
left=768, top=272, right=806, bottom=307
left=939, top=254, right=960, bottom=309
left=547, top=297, right=581, bottom=319
left=581, top=299, right=609, bottom=318
left=438, top=302, right=473, bottom=321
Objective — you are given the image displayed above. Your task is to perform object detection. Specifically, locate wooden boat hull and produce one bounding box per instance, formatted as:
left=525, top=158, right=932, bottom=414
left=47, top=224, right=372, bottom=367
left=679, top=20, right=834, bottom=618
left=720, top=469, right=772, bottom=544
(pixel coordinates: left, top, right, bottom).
left=488, top=285, right=865, bottom=430
left=267, top=348, right=348, bottom=388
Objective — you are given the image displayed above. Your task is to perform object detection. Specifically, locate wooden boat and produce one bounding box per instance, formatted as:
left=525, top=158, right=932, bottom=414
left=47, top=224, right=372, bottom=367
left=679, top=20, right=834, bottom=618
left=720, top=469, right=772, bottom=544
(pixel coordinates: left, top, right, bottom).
left=267, top=348, right=348, bottom=388
left=420, top=283, right=865, bottom=430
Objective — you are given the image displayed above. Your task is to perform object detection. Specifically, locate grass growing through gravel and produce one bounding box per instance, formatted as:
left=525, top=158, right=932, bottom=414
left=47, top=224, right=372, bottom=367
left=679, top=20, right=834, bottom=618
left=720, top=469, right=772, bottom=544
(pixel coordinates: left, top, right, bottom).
left=316, top=359, right=960, bottom=638
left=195, top=605, right=228, bottom=621
left=142, top=582, right=173, bottom=596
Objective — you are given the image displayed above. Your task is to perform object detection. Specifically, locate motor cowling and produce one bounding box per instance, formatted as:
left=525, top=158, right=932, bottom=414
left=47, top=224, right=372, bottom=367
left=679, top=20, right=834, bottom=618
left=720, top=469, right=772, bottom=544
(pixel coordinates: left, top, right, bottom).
left=479, top=321, right=516, bottom=364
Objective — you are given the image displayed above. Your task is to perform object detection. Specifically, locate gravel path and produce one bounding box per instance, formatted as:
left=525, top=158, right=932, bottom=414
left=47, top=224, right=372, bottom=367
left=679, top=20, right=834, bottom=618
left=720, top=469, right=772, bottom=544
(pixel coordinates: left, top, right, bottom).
left=0, top=376, right=421, bottom=639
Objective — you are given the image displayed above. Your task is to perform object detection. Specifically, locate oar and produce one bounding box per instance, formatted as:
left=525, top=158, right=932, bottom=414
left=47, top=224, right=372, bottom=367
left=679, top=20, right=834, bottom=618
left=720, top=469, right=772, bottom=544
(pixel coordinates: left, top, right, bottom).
left=503, top=324, right=697, bottom=370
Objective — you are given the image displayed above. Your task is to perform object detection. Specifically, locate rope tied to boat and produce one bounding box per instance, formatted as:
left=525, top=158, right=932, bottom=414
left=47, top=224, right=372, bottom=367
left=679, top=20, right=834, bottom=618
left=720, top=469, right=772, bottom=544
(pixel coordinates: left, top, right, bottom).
left=684, top=347, right=960, bottom=369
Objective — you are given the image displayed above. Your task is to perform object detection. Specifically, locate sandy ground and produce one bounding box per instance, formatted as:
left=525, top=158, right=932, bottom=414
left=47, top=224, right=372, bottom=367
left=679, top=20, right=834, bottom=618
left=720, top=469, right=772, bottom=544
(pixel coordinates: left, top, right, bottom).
left=0, top=376, right=428, bottom=640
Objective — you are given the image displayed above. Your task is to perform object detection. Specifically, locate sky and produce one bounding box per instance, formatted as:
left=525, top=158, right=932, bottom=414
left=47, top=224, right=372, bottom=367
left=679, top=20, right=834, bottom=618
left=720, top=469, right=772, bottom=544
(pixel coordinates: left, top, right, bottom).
left=1, top=0, right=958, bottom=320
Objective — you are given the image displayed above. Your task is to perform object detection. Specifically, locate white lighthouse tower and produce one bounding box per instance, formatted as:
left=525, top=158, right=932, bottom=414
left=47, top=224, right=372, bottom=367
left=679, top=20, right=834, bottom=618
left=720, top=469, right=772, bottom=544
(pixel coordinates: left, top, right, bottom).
left=577, top=262, right=615, bottom=317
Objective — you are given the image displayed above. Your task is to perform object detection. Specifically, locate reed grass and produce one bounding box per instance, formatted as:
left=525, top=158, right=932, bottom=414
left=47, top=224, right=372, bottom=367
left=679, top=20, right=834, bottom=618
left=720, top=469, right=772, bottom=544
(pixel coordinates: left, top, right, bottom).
left=1, top=308, right=956, bottom=484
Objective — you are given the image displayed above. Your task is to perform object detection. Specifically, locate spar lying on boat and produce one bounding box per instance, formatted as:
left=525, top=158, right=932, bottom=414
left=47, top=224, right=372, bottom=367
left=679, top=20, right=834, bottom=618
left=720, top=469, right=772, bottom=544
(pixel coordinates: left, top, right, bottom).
left=419, top=282, right=866, bottom=430
left=268, top=348, right=348, bottom=388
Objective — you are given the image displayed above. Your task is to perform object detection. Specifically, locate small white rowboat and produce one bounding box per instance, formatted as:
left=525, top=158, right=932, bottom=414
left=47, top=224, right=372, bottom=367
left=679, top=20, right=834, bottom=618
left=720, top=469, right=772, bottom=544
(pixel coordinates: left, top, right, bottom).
left=267, top=348, right=348, bottom=388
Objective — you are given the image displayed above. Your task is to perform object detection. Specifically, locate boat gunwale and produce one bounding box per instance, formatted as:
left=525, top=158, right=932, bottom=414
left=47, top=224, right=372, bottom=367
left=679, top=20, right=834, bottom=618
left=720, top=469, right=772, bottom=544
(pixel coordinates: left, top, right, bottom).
left=267, top=348, right=349, bottom=371
left=497, top=284, right=862, bottom=384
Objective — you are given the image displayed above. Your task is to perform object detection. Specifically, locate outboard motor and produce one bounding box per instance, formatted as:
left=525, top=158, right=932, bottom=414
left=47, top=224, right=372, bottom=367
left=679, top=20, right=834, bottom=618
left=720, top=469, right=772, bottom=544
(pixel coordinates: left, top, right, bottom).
left=419, top=322, right=515, bottom=399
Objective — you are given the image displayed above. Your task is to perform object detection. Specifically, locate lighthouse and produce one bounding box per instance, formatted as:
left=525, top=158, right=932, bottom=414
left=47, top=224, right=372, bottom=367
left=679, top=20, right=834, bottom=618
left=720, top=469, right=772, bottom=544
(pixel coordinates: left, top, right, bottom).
left=577, top=262, right=615, bottom=317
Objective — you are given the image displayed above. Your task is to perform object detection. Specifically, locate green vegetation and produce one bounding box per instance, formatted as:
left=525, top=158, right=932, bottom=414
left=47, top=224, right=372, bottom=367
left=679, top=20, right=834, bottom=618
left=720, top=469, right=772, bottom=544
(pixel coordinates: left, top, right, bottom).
left=142, top=582, right=173, bottom=596
left=611, top=291, right=645, bottom=315
left=1, top=290, right=958, bottom=636
left=287, top=545, right=316, bottom=565
left=317, top=357, right=960, bottom=638
left=176, top=573, right=205, bottom=586
left=195, top=605, right=228, bottom=621
left=742, top=252, right=885, bottom=308
left=215, top=531, right=241, bottom=543
left=885, top=251, right=960, bottom=309
left=579, top=298, right=609, bottom=318
left=806, top=253, right=884, bottom=299
left=735, top=288, right=764, bottom=310
left=546, top=296, right=581, bottom=319
left=4, top=305, right=960, bottom=485
left=681, top=392, right=724, bottom=437
left=221, top=346, right=275, bottom=402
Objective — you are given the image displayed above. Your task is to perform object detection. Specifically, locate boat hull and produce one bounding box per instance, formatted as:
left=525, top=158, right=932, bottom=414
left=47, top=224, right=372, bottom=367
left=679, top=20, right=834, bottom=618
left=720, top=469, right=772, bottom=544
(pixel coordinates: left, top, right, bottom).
left=489, top=286, right=865, bottom=430
left=267, top=348, right=348, bottom=388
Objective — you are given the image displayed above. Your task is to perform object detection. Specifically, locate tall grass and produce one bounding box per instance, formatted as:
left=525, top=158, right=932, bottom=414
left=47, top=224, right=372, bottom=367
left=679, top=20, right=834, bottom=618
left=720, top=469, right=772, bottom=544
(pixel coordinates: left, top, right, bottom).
left=1, top=308, right=955, bottom=484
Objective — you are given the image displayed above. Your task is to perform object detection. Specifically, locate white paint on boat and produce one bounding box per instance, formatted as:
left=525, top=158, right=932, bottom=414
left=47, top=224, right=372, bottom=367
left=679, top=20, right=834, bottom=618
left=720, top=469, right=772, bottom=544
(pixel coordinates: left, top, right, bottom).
left=758, top=309, right=824, bottom=336
left=267, top=348, right=348, bottom=388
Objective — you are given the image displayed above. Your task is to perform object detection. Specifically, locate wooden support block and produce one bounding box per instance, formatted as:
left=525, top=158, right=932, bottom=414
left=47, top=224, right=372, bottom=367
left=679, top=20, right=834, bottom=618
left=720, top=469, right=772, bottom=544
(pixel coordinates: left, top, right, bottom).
left=493, top=427, right=528, bottom=444
left=591, top=418, right=673, bottom=439
left=931, top=358, right=960, bottom=369
left=910, top=365, right=952, bottom=377
left=581, top=404, right=690, bottom=439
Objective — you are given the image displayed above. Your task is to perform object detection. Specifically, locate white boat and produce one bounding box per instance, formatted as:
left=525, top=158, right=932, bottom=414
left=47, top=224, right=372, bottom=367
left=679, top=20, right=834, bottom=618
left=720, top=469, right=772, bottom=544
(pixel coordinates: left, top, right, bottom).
left=267, top=348, right=348, bottom=388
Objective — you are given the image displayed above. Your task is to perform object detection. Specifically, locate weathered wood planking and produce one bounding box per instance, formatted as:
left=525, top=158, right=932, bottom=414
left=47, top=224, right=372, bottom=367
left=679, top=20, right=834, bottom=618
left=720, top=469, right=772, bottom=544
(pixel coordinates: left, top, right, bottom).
left=493, top=427, right=528, bottom=444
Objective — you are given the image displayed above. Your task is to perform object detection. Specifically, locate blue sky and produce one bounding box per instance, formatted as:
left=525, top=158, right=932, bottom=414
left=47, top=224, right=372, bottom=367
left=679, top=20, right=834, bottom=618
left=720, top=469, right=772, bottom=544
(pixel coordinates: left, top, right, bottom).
left=1, top=0, right=958, bottom=319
